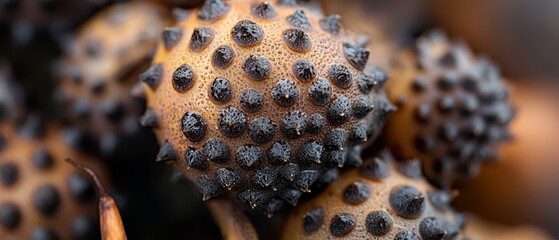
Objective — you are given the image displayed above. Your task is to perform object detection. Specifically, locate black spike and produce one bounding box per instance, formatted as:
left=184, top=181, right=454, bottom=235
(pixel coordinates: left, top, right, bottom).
left=232, top=21, right=264, bottom=48
left=326, top=96, right=352, bottom=125
left=184, top=147, right=208, bottom=170
left=140, top=108, right=159, bottom=127
left=343, top=43, right=369, bottom=71
left=172, top=8, right=191, bottom=22
left=360, top=158, right=390, bottom=180
left=295, top=170, right=319, bottom=192
left=419, top=217, right=447, bottom=240
left=238, top=189, right=272, bottom=209
left=319, top=14, right=342, bottom=36
left=217, top=168, right=244, bottom=190
left=396, top=159, right=422, bottom=179
left=303, top=208, right=324, bottom=234
left=279, top=163, right=299, bottom=181
left=344, top=146, right=362, bottom=167
left=236, top=145, right=263, bottom=169
left=195, top=175, right=223, bottom=201
left=328, top=64, right=353, bottom=89
left=156, top=140, right=177, bottom=163
left=272, top=79, right=300, bottom=107
left=323, top=128, right=348, bottom=151
left=308, top=78, right=331, bottom=106
left=252, top=167, right=278, bottom=188
left=428, top=190, right=452, bottom=211
left=389, top=186, right=425, bottom=219
left=330, top=213, right=356, bottom=237
left=190, top=27, right=215, bottom=52
left=298, top=141, right=323, bottom=165
left=140, top=64, right=163, bottom=89
left=280, top=187, right=302, bottom=206
left=252, top=2, right=277, bottom=19
left=286, top=10, right=311, bottom=31
left=267, top=141, right=292, bottom=164
left=282, top=28, right=312, bottom=52
left=343, top=181, right=371, bottom=204
left=162, top=27, right=183, bottom=50
left=198, top=0, right=230, bottom=22
left=321, top=150, right=346, bottom=168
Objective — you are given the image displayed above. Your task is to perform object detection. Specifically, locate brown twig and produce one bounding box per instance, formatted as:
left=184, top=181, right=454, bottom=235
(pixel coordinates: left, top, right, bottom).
left=205, top=198, right=259, bottom=240
left=65, top=158, right=127, bottom=240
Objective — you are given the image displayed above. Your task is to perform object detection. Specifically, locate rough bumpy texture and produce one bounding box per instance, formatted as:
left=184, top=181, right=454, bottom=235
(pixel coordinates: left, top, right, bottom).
left=55, top=2, right=167, bottom=157
left=384, top=31, right=514, bottom=188
left=141, top=0, right=393, bottom=215
left=0, top=120, right=109, bottom=240
left=283, top=152, right=465, bottom=239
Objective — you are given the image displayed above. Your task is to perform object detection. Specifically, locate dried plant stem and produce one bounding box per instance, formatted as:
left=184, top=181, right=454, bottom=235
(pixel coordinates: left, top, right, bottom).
left=206, top=199, right=258, bottom=240
left=65, top=158, right=127, bottom=240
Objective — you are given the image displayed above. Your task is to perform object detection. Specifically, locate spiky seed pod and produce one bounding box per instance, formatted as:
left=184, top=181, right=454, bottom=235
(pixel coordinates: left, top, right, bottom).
left=141, top=0, right=393, bottom=214
left=0, top=121, right=109, bottom=239
left=55, top=2, right=168, bottom=157
left=384, top=31, right=515, bottom=189
left=0, top=62, right=26, bottom=123
left=282, top=152, right=465, bottom=239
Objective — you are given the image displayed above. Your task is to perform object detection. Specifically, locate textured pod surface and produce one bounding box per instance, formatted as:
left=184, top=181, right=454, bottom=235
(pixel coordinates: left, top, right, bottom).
left=55, top=2, right=167, bottom=156
left=283, top=152, right=465, bottom=239
left=0, top=121, right=109, bottom=239
left=142, top=0, right=393, bottom=214
left=384, top=31, right=514, bottom=188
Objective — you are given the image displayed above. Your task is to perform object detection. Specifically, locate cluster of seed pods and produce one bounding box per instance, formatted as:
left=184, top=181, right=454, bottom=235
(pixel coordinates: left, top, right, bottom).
left=384, top=31, right=515, bottom=188
left=140, top=0, right=394, bottom=215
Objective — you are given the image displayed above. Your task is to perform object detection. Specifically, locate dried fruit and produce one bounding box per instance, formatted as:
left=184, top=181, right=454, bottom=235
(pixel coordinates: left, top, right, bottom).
left=141, top=0, right=392, bottom=214
left=385, top=31, right=514, bottom=188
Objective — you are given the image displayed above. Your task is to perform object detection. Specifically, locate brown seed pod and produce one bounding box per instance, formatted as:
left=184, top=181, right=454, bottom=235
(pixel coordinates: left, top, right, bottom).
left=141, top=0, right=393, bottom=215
left=282, top=151, right=465, bottom=239
left=384, top=31, right=515, bottom=188
left=0, top=120, right=109, bottom=240
left=55, top=2, right=168, bottom=157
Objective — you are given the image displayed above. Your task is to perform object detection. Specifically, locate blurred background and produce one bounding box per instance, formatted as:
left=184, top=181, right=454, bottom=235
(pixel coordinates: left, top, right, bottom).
left=1, top=0, right=559, bottom=239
